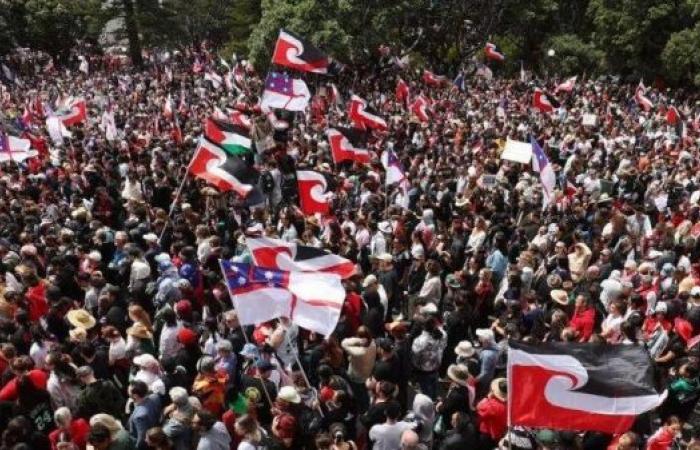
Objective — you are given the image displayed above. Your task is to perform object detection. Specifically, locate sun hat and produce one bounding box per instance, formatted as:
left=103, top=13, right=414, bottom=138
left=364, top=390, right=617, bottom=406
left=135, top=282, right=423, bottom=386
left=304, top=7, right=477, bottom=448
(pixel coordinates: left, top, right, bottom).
left=277, top=385, right=301, bottom=404
left=447, top=364, right=470, bottom=387
left=491, top=377, right=507, bottom=401
left=127, top=322, right=153, bottom=340
left=454, top=340, right=476, bottom=358
left=66, top=309, right=97, bottom=329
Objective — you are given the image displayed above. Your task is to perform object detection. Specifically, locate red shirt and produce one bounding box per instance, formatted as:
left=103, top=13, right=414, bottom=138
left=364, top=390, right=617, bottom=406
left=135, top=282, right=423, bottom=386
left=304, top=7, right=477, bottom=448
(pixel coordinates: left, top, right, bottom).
left=49, top=419, right=90, bottom=450
left=570, top=306, right=596, bottom=342
left=25, top=282, right=48, bottom=322
left=647, top=426, right=676, bottom=450
left=477, top=396, right=507, bottom=440
left=343, top=292, right=362, bottom=334
left=0, top=369, right=48, bottom=401
left=642, top=316, right=673, bottom=340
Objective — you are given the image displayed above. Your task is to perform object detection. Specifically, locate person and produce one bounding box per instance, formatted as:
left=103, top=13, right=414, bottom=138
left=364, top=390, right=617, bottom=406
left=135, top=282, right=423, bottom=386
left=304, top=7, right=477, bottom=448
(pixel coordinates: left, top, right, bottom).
left=411, top=316, right=447, bottom=400
left=76, top=366, right=125, bottom=420
left=476, top=378, right=508, bottom=450
left=474, top=329, right=499, bottom=397
left=144, top=428, right=173, bottom=450
left=48, top=407, right=90, bottom=450
left=234, top=415, right=267, bottom=450
left=436, top=365, right=473, bottom=435
left=193, top=410, right=232, bottom=450
left=88, top=418, right=136, bottom=450
left=127, top=380, right=163, bottom=450
left=162, top=387, right=196, bottom=450
left=368, top=401, right=414, bottom=450
left=341, top=326, right=377, bottom=411
left=439, top=412, right=479, bottom=450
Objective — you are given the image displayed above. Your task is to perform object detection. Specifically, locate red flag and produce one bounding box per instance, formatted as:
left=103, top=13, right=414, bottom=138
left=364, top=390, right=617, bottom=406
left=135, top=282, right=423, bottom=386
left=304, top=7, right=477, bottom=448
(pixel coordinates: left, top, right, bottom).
left=484, top=42, right=505, bottom=62
left=56, top=98, right=87, bottom=126
left=326, top=128, right=370, bottom=164
left=635, top=80, right=653, bottom=112
left=666, top=105, right=680, bottom=125
left=410, top=95, right=431, bottom=122
left=533, top=88, right=559, bottom=113
left=396, top=78, right=409, bottom=105
left=348, top=95, right=387, bottom=131
left=422, top=69, right=445, bottom=87
left=272, top=29, right=329, bottom=74
left=297, top=170, right=330, bottom=215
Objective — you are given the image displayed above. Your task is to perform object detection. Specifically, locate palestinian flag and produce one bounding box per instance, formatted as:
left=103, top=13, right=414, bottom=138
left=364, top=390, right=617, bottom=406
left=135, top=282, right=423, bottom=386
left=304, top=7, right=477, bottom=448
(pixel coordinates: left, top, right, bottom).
left=204, top=118, right=252, bottom=155
left=189, top=136, right=260, bottom=198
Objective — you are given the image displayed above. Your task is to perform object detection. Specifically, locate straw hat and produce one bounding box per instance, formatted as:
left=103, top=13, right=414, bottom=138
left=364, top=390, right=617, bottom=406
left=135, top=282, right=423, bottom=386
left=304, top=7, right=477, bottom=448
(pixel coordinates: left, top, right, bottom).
left=447, top=364, right=470, bottom=387
left=69, top=327, right=88, bottom=342
left=127, top=322, right=153, bottom=340
left=491, top=377, right=507, bottom=401
left=550, top=289, right=569, bottom=306
left=454, top=340, right=476, bottom=358
left=277, top=386, right=301, bottom=404
left=66, top=309, right=96, bottom=329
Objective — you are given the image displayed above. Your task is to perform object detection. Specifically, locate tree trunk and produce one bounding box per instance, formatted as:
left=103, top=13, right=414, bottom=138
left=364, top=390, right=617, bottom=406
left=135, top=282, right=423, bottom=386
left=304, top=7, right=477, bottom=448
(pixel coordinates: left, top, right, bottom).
left=123, top=0, right=143, bottom=67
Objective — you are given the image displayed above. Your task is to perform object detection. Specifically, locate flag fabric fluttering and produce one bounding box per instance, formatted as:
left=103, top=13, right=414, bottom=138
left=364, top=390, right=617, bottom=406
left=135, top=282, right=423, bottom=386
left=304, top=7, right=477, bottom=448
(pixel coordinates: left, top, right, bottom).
left=349, top=95, right=388, bottom=131
left=55, top=98, right=87, bottom=126
left=326, top=128, right=370, bottom=164
left=0, top=131, right=37, bottom=162
left=247, top=236, right=356, bottom=279
left=507, top=340, right=667, bottom=434
left=485, top=42, right=505, bottom=62
left=422, top=69, right=446, bottom=87
left=78, top=56, right=89, bottom=75
left=204, top=118, right=252, bottom=156
left=220, top=260, right=345, bottom=336
left=163, top=95, right=174, bottom=119
left=533, top=88, right=560, bottom=113
left=189, top=136, right=260, bottom=198
left=396, top=78, right=410, bottom=105
left=260, top=72, right=311, bottom=112
left=204, top=71, right=223, bottom=89
left=531, top=136, right=556, bottom=207
left=272, top=29, right=329, bottom=74
left=635, top=80, right=654, bottom=112
left=410, top=95, right=431, bottom=122
left=381, top=148, right=406, bottom=186
left=555, top=76, right=577, bottom=93
left=297, top=170, right=331, bottom=215
left=453, top=72, right=465, bottom=92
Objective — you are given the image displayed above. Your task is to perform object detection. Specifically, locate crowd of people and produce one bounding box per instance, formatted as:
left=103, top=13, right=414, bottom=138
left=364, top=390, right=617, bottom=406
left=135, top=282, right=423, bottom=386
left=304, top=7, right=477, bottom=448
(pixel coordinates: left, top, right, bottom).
left=0, top=43, right=700, bottom=450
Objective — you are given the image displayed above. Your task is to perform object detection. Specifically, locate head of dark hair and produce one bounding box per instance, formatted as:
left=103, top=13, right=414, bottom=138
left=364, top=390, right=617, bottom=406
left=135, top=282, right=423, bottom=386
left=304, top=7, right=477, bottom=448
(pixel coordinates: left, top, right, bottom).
left=129, top=380, right=149, bottom=398
left=195, top=410, right=217, bottom=431
left=88, top=424, right=112, bottom=445
left=384, top=400, right=401, bottom=420
left=160, top=308, right=177, bottom=327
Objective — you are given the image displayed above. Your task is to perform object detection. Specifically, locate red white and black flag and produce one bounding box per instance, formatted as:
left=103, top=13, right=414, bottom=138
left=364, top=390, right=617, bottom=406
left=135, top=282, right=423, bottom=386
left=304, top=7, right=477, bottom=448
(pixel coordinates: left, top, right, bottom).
left=533, top=88, right=560, bottom=113
left=349, top=95, right=388, bottom=131
left=272, top=29, right=329, bottom=74
left=507, top=341, right=666, bottom=434
left=326, top=127, right=370, bottom=164
left=247, top=236, right=355, bottom=279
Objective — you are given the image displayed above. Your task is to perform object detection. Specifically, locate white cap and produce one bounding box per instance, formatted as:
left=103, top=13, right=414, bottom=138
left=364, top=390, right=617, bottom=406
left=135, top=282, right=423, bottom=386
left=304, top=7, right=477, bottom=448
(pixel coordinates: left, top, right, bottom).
left=88, top=251, right=102, bottom=262
left=362, top=274, right=378, bottom=288
left=476, top=328, right=495, bottom=342
left=143, top=233, right=158, bottom=243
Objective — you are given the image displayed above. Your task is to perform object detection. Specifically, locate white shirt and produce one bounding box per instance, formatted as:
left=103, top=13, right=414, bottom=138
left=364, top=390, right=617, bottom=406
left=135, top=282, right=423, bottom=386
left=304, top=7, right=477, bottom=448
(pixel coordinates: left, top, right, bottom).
left=370, top=232, right=387, bottom=257
left=159, top=325, right=181, bottom=360
left=602, top=314, right=624, bottom=343
left=369, top=421, right=414, bottom=450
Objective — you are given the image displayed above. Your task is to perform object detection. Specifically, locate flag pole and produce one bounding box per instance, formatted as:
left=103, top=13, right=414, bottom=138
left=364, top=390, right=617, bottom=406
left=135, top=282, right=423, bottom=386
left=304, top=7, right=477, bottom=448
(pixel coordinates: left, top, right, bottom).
left=218, top=260, right=275, bottom=408
left=287, top=331, right=325, bottom=418
left=158, top=167, right=189, bottom=244
left=506, top=342, right=513, bottom=450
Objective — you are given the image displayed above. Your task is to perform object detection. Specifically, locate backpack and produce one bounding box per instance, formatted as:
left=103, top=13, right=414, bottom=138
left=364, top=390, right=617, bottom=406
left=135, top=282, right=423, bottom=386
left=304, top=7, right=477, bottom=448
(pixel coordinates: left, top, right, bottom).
left=261, top=171, right=275, bottom=194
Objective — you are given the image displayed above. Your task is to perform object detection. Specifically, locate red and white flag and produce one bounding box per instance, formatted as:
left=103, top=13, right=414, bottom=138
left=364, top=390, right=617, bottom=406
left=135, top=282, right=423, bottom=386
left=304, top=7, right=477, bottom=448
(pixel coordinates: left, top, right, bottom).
left=221, top=261, right=345, bottom=336
left=163, top=95, right=174, bottom=119
left=422, top=69, right=445, bottom=87
left=410, top=95, right=431, bottom=122
left=297, top=170, right=331, bottom=215
left=484, top=42, right=505, bottom=61
left=55, top=98, right=87, bottom=127
left=247, top=236, right=355, bottom=279
left=349, top=95, right=387, bottom=131
left=555, top=76, right=577, bottom=93
left=666, top=105, right=681, bottom=125
left=272, top=29, right=329, bottom=74
left=396, top=78, right=409, bottom=105
left=508, top=341, right=666, bottom=434
left=326, top=128, right=370, bottom=164
left=635, top=80, right=653, bottom=112
left=533, top=88, right=559, bottom=113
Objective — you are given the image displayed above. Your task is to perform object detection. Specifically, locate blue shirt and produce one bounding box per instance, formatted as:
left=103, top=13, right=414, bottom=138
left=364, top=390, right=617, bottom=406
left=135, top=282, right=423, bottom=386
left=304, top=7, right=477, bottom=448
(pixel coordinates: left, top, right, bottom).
left=486, top=249, right=507, bottom=283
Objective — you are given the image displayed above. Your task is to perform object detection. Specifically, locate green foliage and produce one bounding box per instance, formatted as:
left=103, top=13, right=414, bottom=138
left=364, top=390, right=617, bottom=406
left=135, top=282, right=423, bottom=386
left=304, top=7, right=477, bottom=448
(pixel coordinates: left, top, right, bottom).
left=662, top=27, right=700, bottom=85
left=546, top=33, right=604, bottom=75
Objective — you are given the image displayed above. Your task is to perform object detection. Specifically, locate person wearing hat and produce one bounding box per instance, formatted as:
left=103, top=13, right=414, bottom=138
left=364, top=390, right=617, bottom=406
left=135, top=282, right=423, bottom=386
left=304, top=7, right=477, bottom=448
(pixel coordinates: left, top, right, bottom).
left=133, top=353, right=166, bottom=395
left=474, top=328, right=499, bottom=398
left=127, top=322, right=156, bottom=356
left=361, top=275, right=387, bottom=338
left=193, top=356, right=228, bottom=417
left=476, top=378, right=508, bottom=449
left=436, top=364, right=473, bottom=435
left=175, top=327, right=202, bottom=386
left=66, top=308, right=97, bottom=330
left=454, top=340, right=480, bottom=376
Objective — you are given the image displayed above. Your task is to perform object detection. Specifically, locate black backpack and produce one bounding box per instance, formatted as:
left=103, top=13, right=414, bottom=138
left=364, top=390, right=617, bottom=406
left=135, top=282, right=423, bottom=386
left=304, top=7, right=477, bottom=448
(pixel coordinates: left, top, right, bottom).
left=261, top=171, right=275, bottom=194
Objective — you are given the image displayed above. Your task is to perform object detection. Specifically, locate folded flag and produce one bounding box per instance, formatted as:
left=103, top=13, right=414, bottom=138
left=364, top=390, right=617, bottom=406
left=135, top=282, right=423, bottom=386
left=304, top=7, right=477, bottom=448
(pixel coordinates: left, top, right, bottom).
left=220, top=260, right=345, bottom=336
left=326, top=128, right=370, bottom=164
left=349, top=95, right=388, bottom=131
left=0, top=131, right=37, bottom=162
left=485, top=42, right=505, bottom=62
left=635, top=80, right=654, bottom=112
left=533, top=88, right=559, bottom=113
left=381, top=148, right=406, bottom=186
left=508, top=340, right=667, bottom=434
left=272, top=29, right=329, bottom=74
left=261, top=72, right=311, bottom=112
left=247, top=236, right=355, bottom=279
left=555, top=76, right=577, bottom=93
left=422, top=69, right=446, bottom=87
left=55, top=98, right=87, bottom=127
left=189, top=136, right=260, bottom=198
left=204, top=118, right=252, bottom=155
left=531, top=136, right=556, bottom=207
left=396, top=78, right=410, bottom=105
left=410, top=95, right=431, bottom=123
left=297, top=170, right=331, bottom=215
